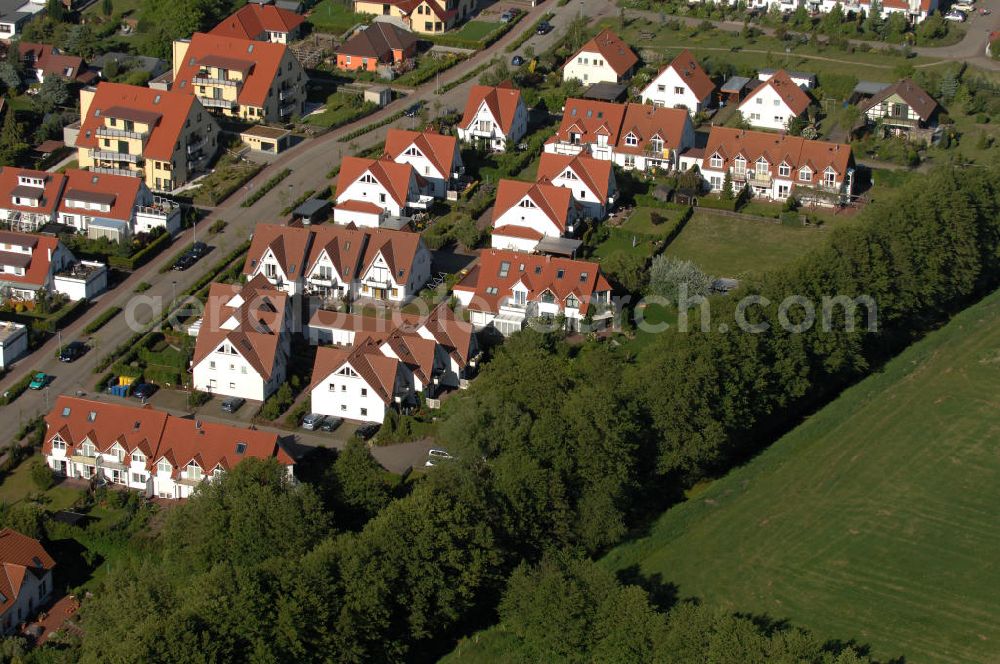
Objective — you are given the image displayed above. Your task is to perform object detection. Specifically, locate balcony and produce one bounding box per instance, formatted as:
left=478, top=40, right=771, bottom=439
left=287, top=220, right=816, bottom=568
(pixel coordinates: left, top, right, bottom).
left=200, top=96, right=238, bottom=110
left=92, top=166, right=141, bottom=178
left=92, top=150, right=142, bottom=164
left=187, top=135, right=209, bottom=155
left=408, top=194, right=435, bottom=210
left=747, top=172, right=772, bottom=187
left=192, top=75, right=239, bottom=87
left=280, top=102, right=298, bottom=117
left=137, top=195, right=180, bottom=222
left=97, top=126, right=148, bottom=142
left=279, top=88, right=294, bottom=101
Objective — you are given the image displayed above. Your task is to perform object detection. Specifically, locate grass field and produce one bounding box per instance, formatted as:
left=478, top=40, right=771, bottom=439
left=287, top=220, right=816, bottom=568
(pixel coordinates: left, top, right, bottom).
left=663, top=211, right=826, bottom=278
left=449, top=20, right=503, bottom=42
left=0, top=457, right=84, bottom=511
left=603, top=288, right=1000, bottom=664
left=620, top=206, right=688, bottom=236
left=309, top=0, right=369, bottom=34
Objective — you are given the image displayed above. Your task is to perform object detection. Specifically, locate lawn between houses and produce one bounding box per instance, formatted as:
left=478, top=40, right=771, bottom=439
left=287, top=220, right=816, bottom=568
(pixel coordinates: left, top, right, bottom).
left=601, top=287, right=1000, bottom=664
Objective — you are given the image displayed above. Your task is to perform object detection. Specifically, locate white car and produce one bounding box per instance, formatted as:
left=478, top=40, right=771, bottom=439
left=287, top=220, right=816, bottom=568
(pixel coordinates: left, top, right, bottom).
left=425, top=449, right=456, bottom=467
left=952, top=2, right=974, bottom=12
left=944, top=9, right=967, bottom=20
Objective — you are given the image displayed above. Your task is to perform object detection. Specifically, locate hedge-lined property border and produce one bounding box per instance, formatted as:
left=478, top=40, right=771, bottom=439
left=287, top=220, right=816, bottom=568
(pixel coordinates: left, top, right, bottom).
left=83, top=306, right=123, bottom=335
left=241, top=168, right=292, bottom=207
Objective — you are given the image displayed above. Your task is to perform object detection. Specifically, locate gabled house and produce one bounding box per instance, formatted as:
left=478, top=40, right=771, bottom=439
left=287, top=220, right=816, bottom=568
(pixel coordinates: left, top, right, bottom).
left=243, top=223, right=431, bottom=303
left=640, top=49, right=714, bottom=115
left=0, top=529, right=54, bottom=634
left=335, top=23, right=417, bottom=72
left=18, top=42, right=95, bottom=84
left=859, top=78, right=938, bottom=139
left=190, top=276, right=291, bottom=401
left=0, top=229, right=107, bottom=302
left=42, top=396, right=295, bottom=499
left=456, top=82, right=528, bottom=152
left=562, top=29, right=638, bottom=85
left=171, top=33, right=307, bottom=123
left=383, top=128, right=463, bottom=199
left=0, top=168, right=66, bottom=232
left=352, top=0, right=476, bottom=34
left=210, top=2, right=305, bottom=43
left=75, top=82, right=221, bottom=191
left=333, top=155, right=431, bottom=225
left=413, top=302, right=479, bottom=386
left=0, top=0, right=44, bottom=42
left=536, top=153, right=617, bottom=221
left=699, top=126, right=855, bottom=207
left=453, top=250, right=614, bottom=336
left=545, top=99, right=695, bottom=172
left=56, top=169, right=182, bottom=240
left=310, top=338, right=416, bottom=423
left=491, top=179, right=578, bottom=252
left=739, top=70, right=811, bottom=131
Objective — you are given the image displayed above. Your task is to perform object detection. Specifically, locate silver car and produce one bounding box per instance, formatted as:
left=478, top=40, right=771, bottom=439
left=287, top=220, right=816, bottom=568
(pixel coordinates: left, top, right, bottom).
left=301, top=413, right=323, bottom=430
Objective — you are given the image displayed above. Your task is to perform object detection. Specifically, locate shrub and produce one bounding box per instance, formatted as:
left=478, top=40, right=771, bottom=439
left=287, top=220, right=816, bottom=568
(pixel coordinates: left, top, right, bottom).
left=189, top=390, right=212, bottom=407
left=83, top=305, right=122, bottom=335
left=241, top=169, right=292, bottom=207
left=135, top=282, right=152, bottom=293
left=780, top=211, right=802, bottom=226
left=30, top=460, right=54, bottom=490
left=647, top=255, right=714, bottom=301
left=108, top=229, right=171, bottom=271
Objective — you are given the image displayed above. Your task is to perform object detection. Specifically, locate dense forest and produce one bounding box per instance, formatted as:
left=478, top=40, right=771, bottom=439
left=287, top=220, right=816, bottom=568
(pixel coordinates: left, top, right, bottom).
left=17, top=164, right=1000, bottom=663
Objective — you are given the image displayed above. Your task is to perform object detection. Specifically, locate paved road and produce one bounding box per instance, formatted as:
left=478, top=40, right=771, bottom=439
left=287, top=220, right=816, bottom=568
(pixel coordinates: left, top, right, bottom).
left=629, top=0, right=1000, bottom=71
left=0, top=0, right=615, bottom=461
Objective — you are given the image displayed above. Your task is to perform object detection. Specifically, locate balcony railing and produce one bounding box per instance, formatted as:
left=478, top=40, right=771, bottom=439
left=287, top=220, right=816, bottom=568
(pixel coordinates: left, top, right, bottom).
left=92, top=150, right=141, bottom=164
left=97, top=126, right=148, bottom=142
left=193, top=75, right=239, bottom=87
left=136, top=196, right=179, bottom=218
left=747, top=172, right=772, bottom=186
left=187, top=136, right=209, bottom=154
left=280, top=103, right=298, bottom=117
left=279, top=88, right=294, bottom=101
left=92, top=166, right=141, bottom=178
left=200, top=96, right=238, bottom=110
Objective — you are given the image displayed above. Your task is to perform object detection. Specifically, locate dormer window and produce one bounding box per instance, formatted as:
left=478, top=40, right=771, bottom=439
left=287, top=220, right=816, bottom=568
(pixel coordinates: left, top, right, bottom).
left=157, top=459, right=172, bottom=474
left=823, top=167, right=837, bottom=185
left=650, top=135, right=663, bottom=153
left=734, top=156, right=746, bottom=171
left=710, top=154, right=723, bottom=169
left=624, top=133, right=638, bottom=147
left=187, top=462, right=203, bottom=481
left=799, top=167, right=812, bottom=182
left=566, top=294, right=579, bottom=308
left=778, top=162, right=791, bottom=177
left=755, top=157, right=769, bottom=175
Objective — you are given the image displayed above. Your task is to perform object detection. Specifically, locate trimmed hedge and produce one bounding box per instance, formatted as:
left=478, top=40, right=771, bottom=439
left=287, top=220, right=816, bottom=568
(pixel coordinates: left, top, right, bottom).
left=505, top=12, right=554, bottom=53
left=339, top=110, right=405, bottom=143
left=0, top=370, right=39, bottom=406
left=108, top=230, right=172, bottom=270
left=241, top=168, right=292, bottom=207
left=441, top=59, right=496, bottom=94
left=696, top=195, right=740, bottom=211
left=83, top=305, right=122, bottom=335
left=30, top=298, right=89, bottom=335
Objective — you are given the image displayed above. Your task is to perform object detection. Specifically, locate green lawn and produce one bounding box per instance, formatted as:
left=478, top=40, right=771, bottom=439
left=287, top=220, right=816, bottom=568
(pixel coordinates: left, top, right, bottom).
left=663, top=211, right=826, bottom=278
left=449, top=20, right=503, bottom=42
left=603, top=288, right=1000, bottom=664
left=0, top=458, right=84, bottom=511
left=619, top=206, right=688, bottom=236
left=592, top=232, right=657, bottom=261
left=306, top=92, right=378, bottom=128
left=309, top=0, right=370, bottom=34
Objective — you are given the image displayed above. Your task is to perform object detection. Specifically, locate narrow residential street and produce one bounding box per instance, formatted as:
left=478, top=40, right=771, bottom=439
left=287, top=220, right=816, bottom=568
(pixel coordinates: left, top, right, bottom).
left=0, top=0, right=615, bottom=456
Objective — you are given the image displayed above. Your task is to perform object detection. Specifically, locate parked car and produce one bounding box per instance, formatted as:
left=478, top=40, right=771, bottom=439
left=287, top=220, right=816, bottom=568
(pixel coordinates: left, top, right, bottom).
left=190, top=241, right=209, bottom=258
left=301, top=413, right=323, bottom=430
left=511, top=55, right=525, bottom=66
left=221, top=397, right=246, bottom=413
left=536, top=21, right=553, bottom=35
left=131, top=383, right=157, bottom=400
left=172, top=253, right=197, bottom=271
left=59, top=341, right=86, bottom=362
left=500, top=8, right=519, bottom=22
left=952, top=1, right=974, bottom=10
left=319, top=416, right=343, bottom=432
left=944, top=9, right=966, bottom=20
left=404, top=102, right=422, bottom=118
left=425, top=448, right=456, bottom=467
left=28, top=372, right=48, bottom=390
left=355, top=423, right=381, bottom=441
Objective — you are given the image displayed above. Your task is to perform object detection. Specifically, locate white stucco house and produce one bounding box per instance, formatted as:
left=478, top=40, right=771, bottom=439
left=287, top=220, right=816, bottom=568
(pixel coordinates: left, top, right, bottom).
left=739, top=69, right=812, bottom=131
left=490, top=179, right=578, bottom=252
left=457, top=82, right=528, bottom=152
left=561, top=29, right=638, bottom=85
left=0, top=529, right=54, bottom=635
left=536, top=153, right=617, bottom=221
left=640, top=49, right=715, bottom=115
left=333, top=156, right=432, bottom=226
left=310, top=338, right=416, bottom=424
left=0, top=229, right=106, bottom=303
left=0, top=321, right=28, bottom=370
left=189, top=276, right=291, bottom=402
left=43, top=396, right=295, bottom=500
left=383, top=128, right=463, bottom=199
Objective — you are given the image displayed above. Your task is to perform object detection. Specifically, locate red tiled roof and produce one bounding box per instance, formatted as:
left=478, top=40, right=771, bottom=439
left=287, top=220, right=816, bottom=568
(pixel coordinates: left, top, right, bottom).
left=334, top=156, right=419, bottom=208
left=0, top=529, right=54, bottom=616
left=42, top=396, right=292, bottom=475
left=0, top=229, right=64, bottom=288
left=310, top=338, right=403, bottom=404
left=537, top=153, right=613, bottom=203
left=665, top=49, right=714, bottom=100
left=335, top=200, right=384, bottom=215
left=383, top=129, right=458, bottom=180
left=493, top=179, right=574, bottom=233
left=492, top=225, right=544, bottom=240
left=305, top=223, right=370, bottom=280
left=419, top=302, right=475, bottom=367
left=359, top=227, right=425, bottom=284
left=191, top=276, right=288, bottom=380
left=616, top=103, right=691, bottom=156
left=454, top=249, right=612, bottom=315
left=77, top=83, right=197, bottom=162
left=740, top=70, right=811, bottom=116
left=58, top=169, right=143, bottom=223
left=244, top=223, right=312, bottom=280
left=702, top=126, right=854, bottom=185
left=19, top=42, right=85, bottom=81
left=858, top=78, right=938, bottom=122
left=865, top=0, right=933, bottom=11
left=210, top=3, right=304, bottom=40
left=0, top=167, right=66, bottom=217
left=174, top=33, right=290, bottom=108
left=568, top=29, right=638, bottom=76
left=553, top=97, right=627, bottom=145
left=460, top=82, right=524, bottom=136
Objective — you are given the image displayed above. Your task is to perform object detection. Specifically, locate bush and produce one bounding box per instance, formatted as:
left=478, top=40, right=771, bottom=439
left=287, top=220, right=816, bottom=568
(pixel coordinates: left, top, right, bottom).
left=83, top=305, right=122, bottom=335
left=109, top=230, right=171, bottom=271
left=135, top=282, right=152, bottom=293
left=189, top=390, right=212, bottom=407
left=647, top=255, right=714, bottom=301
left=780, top=211, right=802, bottom=226
left=241, top=169, right=292, bottom=207
left=30, top=460, right=54, bottom=490
left=259, top=383, right=294, bottom=421
left=0, top=371, right=38, bottom=406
